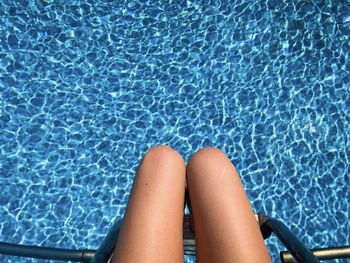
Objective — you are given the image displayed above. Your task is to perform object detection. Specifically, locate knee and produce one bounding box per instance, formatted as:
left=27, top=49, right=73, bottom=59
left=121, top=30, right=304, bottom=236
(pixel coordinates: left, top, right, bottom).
left=187, top=147, right=231, bottom=172
left=143, top=145, right=185, bottom=167
left=188, top=147, right=227, bottom=163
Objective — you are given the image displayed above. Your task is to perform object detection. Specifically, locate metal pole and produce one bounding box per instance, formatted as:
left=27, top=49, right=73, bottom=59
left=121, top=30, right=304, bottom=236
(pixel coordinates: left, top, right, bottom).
left=258, top=213, right=320, bottom=263
left=91, top=218, right=124, bottom=263
left=0, top=242, right=95, bottom=262
left=281, top=246, right=350, bottom=262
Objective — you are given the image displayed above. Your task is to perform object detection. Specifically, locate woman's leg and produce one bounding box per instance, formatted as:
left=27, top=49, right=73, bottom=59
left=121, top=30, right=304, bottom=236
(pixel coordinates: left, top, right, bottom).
left=111, top=145, right=186, bottom=263
left=186, top=147, right=271, bottom=263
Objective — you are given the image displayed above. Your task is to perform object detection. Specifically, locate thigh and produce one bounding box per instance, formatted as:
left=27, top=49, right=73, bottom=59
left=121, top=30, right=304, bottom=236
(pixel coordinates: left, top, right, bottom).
left=186, top=147, right=271, bottom=263
left=111, top=145, right=186, bottom=263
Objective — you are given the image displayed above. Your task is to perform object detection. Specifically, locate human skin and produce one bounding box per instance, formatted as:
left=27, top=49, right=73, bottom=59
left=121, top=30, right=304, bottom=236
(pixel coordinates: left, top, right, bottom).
left=111, top=145, right=271, bottom=263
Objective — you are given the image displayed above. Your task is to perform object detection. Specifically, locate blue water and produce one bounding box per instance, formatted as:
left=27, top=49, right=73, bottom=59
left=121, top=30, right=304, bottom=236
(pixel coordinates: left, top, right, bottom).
left=1, top=0, right=349, bottom=262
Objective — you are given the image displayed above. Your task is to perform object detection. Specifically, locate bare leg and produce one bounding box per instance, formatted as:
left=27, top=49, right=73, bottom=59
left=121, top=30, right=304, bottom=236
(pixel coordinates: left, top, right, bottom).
left=111, top=145, right=186, bottom=263
left=186, top=147, right=272, bottom=263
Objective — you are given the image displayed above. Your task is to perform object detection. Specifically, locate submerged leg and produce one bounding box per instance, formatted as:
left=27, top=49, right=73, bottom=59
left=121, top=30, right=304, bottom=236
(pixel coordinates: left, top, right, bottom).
left=111, top=145, right=186, bottom=263
left=186, top=147, right=272, bottom=263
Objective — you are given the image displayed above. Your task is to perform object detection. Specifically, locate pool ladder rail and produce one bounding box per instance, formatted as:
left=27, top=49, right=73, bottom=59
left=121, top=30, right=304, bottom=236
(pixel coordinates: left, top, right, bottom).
left=0, top=213, right=349, bottom=262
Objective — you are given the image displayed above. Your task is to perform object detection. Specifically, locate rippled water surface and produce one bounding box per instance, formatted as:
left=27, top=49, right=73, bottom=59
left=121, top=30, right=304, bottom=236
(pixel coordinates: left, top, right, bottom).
left=1, top=0, right=349, bottom=262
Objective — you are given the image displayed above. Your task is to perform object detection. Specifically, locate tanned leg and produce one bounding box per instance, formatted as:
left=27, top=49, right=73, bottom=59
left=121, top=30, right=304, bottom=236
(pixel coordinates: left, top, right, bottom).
left=186, top=147, right=272, bottom=263
left=111, top=145, right=186, bottom=263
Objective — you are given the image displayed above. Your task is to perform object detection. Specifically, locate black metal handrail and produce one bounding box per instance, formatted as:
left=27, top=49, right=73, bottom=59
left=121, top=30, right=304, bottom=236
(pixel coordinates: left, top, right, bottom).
left=280, top=246, right=350, bottom=263
left=1, top=213, right=349, bottom=262
left=257, top=213, right=320, bottom=263
left=90, top=218, right=123, bottom=263
left=0, top=241, right=95, bottom=262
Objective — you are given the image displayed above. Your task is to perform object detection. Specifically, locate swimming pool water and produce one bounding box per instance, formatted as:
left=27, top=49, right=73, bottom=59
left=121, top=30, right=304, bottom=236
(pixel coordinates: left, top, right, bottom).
left=0, top=0, right=349, bottom=262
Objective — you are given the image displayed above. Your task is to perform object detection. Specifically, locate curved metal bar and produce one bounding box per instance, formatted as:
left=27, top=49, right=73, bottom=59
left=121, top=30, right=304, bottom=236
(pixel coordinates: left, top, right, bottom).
left=281, top=246, right=350, bottom=262
left=0, top=241, right=95, bottom=262
left=1, top=214, right=345, bottom=263
left=258, top=213, right=320, bottom=263
left=91, top=218, right=123, bottom=263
